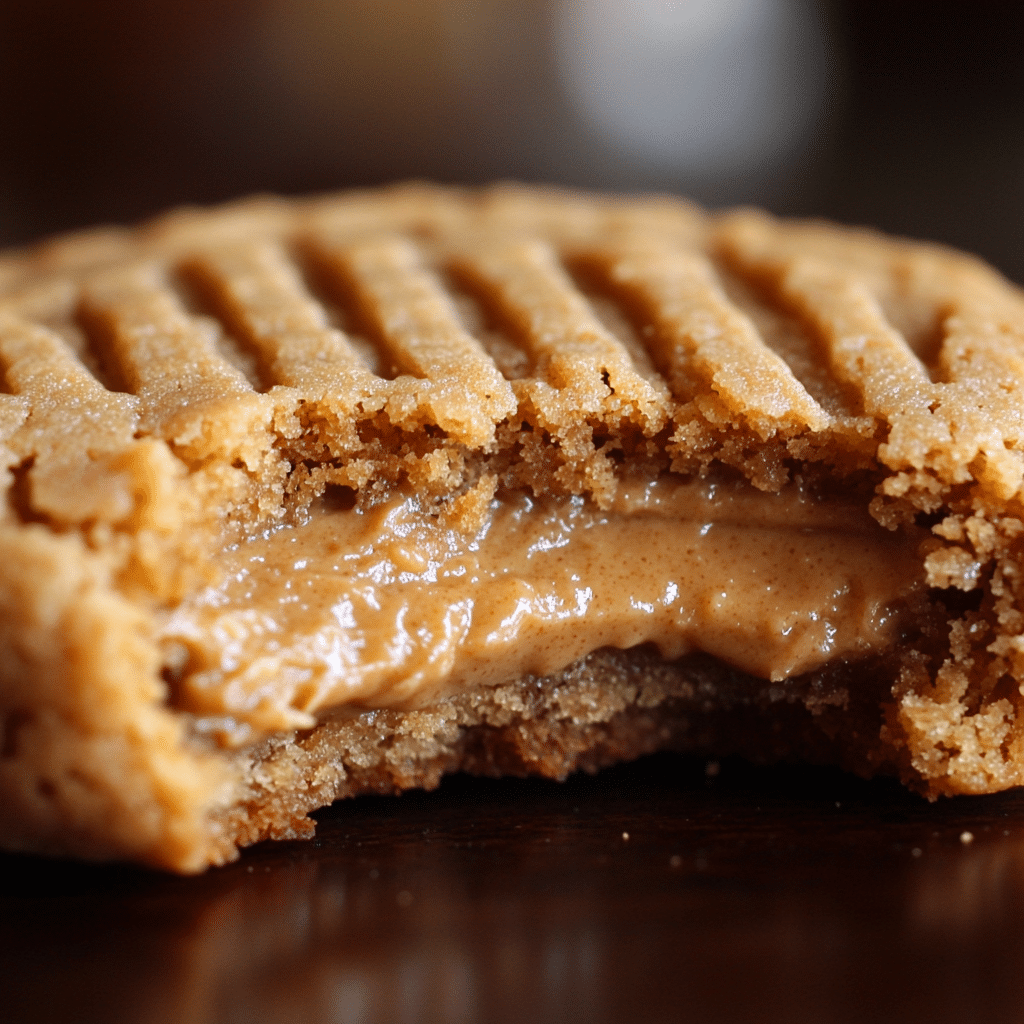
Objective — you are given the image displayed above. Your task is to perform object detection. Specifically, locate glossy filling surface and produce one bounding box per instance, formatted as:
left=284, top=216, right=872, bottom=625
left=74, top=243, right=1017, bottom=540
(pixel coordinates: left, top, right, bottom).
left=159, top=478, right=924, bottom=745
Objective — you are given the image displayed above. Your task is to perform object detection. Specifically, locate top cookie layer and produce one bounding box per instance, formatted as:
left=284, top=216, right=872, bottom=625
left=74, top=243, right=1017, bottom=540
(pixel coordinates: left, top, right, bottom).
left=1, top=183, right=1023, bottom=548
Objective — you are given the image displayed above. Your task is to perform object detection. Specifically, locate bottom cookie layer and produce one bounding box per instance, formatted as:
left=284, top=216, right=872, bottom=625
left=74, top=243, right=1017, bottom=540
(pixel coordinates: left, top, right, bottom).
left=218, top=645, right=901, bottom=857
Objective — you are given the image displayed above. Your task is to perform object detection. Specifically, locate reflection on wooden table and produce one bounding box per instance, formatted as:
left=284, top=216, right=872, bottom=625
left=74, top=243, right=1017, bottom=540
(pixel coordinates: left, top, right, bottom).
left=5, top=754, right=1024, bottom=1023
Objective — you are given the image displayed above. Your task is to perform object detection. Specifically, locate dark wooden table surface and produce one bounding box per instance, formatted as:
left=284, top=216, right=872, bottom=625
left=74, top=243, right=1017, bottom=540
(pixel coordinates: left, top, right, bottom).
left=4, top=753, right=1024, bottom=1024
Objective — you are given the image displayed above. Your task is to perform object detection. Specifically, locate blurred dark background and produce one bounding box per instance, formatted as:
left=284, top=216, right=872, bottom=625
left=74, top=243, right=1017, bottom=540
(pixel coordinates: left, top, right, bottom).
left=0, top=0, right=1021, bottom=282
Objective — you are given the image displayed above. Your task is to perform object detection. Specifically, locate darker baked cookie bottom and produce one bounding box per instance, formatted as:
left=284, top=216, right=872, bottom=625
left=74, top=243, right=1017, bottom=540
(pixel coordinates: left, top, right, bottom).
left=219, top=644, right=909, bottom=853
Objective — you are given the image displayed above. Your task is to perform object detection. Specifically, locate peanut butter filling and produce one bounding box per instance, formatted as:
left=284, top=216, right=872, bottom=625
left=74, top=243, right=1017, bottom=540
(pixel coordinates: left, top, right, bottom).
left=159, top=478, right=925, bottom=746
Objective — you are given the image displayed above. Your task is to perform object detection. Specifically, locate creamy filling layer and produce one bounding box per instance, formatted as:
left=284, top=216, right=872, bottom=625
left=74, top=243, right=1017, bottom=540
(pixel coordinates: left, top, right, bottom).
left=159, top=477, right=924, bottom=745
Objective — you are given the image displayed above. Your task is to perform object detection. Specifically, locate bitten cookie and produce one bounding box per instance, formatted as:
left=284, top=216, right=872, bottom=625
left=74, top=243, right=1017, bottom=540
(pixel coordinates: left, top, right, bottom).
left=1, top=184, right=1023, bottom=871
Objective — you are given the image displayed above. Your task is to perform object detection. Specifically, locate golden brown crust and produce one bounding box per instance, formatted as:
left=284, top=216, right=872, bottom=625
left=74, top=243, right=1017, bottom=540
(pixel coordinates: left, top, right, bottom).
left=3, top=183, right=1024, bottom=870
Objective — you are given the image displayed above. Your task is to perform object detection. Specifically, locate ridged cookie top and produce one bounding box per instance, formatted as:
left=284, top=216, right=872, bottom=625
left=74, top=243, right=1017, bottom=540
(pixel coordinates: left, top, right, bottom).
left=1, top=183, right=1023, bottom=552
